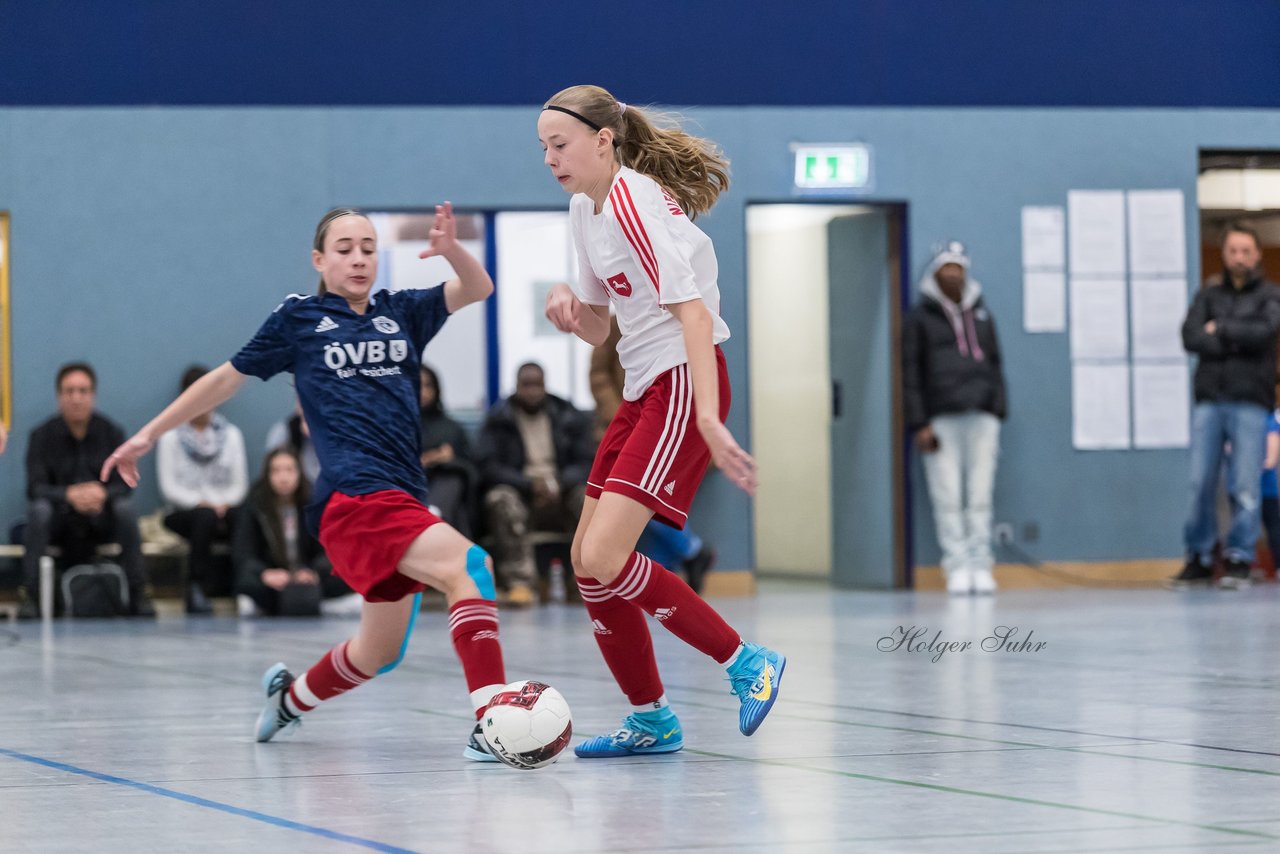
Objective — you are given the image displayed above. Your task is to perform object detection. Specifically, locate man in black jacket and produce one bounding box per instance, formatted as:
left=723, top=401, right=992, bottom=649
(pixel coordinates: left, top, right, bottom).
left=21, top=363, right=155, bottom=618
left=903, top=242, right=1007, bottom=595
left=477, top=362, right=595, bottom=605
left=1172, top=223, right=1280, bottom=590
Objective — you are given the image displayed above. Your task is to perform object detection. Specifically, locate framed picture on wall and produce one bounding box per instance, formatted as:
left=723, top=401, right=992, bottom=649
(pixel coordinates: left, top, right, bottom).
left=0, top=212, right=9, bottom=430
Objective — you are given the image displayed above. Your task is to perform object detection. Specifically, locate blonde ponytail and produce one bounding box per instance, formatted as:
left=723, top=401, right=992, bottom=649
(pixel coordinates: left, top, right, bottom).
left=544, top=85, right=729, bottom=217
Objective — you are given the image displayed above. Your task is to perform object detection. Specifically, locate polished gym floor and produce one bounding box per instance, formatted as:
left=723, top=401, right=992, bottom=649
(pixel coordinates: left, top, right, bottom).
left=2, top=580, right=1278, bottom=853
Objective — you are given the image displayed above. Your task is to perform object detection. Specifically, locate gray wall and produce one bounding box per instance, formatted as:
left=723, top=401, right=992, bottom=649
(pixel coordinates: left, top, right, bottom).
left=3, top=106, right=1279, bottom=571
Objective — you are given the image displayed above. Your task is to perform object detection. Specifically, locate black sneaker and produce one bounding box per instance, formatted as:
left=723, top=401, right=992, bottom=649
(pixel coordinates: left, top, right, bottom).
left=1216, top=559, right=1252, bottom=590
left=681, top=546, right=716, bottom=594
left=186, top=586, right=213, bottom=616
left=1166, top=558, right=1213, bottom=589
left=130, top=587, right=157, bottom=618
left=16, top=594, right=39, bottom=621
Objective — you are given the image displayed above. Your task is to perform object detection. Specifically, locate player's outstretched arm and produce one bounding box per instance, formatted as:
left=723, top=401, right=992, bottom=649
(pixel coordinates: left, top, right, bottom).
left=422, top=202, right=495, bottom=313
left=101, top=361, right=248, bottom=487
left=544, top=283, right=610, bottom=347
left=667, top=298, right=757, bottom=496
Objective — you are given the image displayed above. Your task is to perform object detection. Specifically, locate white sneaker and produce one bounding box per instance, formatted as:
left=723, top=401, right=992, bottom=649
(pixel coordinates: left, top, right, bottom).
left=946, top=569, right=973, bottom=595
left=320, top=592, right=364, bottom=618
left=237, top=595, right=261, bottom=618
left=971, top=569, right=997, bottom=595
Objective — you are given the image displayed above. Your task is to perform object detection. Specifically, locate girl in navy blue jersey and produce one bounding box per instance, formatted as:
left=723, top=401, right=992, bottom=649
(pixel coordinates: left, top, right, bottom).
left=103, top=206, right=515, bottom=764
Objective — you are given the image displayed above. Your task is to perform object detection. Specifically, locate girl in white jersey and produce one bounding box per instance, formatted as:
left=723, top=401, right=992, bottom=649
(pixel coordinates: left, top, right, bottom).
left=538, top=85, right=786, bottom=756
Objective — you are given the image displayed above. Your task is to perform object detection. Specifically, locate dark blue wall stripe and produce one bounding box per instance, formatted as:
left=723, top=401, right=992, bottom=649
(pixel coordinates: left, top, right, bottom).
left=3, top=0, right=1278, bottom=107
left=0, top=746, right=422, bottom=853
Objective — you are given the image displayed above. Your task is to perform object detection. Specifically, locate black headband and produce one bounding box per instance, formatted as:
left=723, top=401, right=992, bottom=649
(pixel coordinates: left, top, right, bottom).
left=543, top=104, right=602, bottom=132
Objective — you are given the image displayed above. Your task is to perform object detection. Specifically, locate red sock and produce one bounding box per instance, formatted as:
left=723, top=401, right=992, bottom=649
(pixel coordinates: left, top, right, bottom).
left=604, top=553, right=741, bottom=663
left=577, top=575, right=664, bottom=706
left=285, top=640, right=372, bottom=716
left=448, top=598, right=506, bottom=717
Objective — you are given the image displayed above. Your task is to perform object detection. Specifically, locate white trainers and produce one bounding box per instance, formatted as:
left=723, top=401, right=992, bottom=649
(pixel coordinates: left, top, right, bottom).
left=946, top=569, right=973, bottom=595
left=971, top=569, right=997, bottom=595
left=320, top=593, right=364, bottom=617
left=237, top=595, right=261, bottom=618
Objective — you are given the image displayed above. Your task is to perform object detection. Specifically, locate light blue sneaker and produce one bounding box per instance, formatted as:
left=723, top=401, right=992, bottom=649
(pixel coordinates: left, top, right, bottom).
left=727, top=643, right=785, bottom=736
left=255, top=662, right=301, bottom=743
left=574, top=710, right=684, bottom=758
left=464, top=722, right=502, bottom=763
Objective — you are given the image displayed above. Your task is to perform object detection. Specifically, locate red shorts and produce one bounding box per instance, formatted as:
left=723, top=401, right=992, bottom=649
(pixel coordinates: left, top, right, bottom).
left=587, top=347, right=731, bottom=528
left=319, top=489, right=443, bottom=602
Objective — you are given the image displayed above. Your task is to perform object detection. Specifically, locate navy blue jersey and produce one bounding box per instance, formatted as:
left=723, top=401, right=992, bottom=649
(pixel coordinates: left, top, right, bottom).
left=231, top=287, right=450, bottom=531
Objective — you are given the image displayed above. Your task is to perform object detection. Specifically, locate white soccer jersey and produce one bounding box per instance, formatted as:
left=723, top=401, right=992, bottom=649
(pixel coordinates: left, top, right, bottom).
left=570, top=165, right=731, bottom=401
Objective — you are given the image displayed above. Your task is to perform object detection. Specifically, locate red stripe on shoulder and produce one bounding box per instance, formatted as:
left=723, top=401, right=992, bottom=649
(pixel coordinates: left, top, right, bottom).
left=609, top=181, right=660, bottom=293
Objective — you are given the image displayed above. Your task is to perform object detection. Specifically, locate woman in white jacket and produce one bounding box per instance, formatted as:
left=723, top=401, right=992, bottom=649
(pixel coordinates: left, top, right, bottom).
left=157, top=365, right=249, bottom=613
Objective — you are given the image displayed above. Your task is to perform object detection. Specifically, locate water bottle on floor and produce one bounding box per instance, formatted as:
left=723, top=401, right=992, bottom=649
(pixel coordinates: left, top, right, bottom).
left=549, top=558, right=566, bottom=602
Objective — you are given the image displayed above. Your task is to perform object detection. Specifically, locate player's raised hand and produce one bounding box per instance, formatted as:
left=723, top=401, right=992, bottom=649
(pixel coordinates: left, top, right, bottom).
left=700, top=421, right=758, bottom=496
left=419, top=202, right=458, bottom=259
left=544, top=283, right=583, bottom=333
left=101, top=433, right=156, bottom=488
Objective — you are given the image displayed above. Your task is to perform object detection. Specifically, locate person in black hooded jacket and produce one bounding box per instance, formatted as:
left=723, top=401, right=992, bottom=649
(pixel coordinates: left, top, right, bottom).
left=1171, top=222, right=1280, bottom=590
left=902, top=241, right=1007, bottom=596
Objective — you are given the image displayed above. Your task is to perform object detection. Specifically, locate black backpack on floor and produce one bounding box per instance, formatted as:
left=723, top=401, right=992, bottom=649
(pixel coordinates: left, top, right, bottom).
left=61, top=563, right=131, bottom=618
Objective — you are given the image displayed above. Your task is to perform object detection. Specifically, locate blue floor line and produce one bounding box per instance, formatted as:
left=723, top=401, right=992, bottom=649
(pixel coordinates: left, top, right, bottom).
left=0, top=746, right=422, bottom=854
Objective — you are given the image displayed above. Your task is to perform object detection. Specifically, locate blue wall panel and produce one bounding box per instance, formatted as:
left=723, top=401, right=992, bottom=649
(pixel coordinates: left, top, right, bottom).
left=2, top=104, right=1280, bottom=572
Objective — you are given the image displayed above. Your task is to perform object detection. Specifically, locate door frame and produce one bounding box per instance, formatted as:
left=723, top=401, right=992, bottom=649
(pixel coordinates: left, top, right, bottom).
left=743, top=199, right=912, bottom=586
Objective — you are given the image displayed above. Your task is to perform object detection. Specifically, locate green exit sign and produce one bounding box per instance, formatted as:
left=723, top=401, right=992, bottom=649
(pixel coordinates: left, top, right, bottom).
left=793, top=144, right=872, bottom=190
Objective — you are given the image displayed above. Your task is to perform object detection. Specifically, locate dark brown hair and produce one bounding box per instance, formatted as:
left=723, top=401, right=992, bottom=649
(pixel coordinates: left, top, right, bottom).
left=56, top=362, right=96, bottom=391
left=313, top=207, right=368, bottom=295
left=1221, top=220, right=1262, bottom=251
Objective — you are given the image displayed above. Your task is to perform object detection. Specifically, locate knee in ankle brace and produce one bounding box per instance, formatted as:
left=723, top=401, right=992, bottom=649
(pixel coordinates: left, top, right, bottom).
left=466, top=544, right=496, bottom=601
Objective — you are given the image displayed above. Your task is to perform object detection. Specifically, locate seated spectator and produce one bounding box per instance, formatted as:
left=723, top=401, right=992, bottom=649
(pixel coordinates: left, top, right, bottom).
left=590, top=315, right=716, bottom=592
left=477, top=362, right=595, bottom=605
left=265, top=400, right=321, bottom=484
left=157, top=365, right=249, bottom=614
left=21, top=362, right=155, bottom=618
left=419, top=365, right=479, bottom=537
left=233, top=448, right=358, bottom=617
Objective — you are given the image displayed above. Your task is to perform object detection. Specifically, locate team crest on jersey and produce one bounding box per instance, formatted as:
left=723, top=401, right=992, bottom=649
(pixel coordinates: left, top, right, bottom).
left=605, top=272, right=633, bottom=298
left=372, top=316, right=400, bottom=334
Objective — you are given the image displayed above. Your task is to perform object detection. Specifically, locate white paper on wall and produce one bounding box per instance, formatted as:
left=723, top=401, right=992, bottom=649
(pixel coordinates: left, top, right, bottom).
left=1132, top=362, right=1190, bottom=449
left=1069, top=278, right=1128, bottom=360
left=1068, top=190, right=1126, bottom=275
left=1072, top=362, right=1131, bottom=450
left=1024, top=270, right=1066, bottom=332
left=1127, top=189, right=1187, bottom=276
left=1130, top=277, right=1188, bottom=360
left=1021, top=206, right=1066, bottom=269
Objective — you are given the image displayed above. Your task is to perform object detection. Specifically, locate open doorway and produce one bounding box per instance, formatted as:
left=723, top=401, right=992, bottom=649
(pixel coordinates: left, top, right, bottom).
left=1198, top=150, right=1280, bottom=283
left=747, top=204, right=908, bottom=589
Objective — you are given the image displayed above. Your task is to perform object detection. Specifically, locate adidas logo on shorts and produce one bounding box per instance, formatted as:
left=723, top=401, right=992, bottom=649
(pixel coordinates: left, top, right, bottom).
left=663, top=480, right=676, bottom=496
